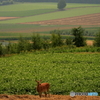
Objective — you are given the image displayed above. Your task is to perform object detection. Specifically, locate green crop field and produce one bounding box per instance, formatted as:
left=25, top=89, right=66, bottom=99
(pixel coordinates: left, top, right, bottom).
left=0, top=6, right=100, bottom=24
left=0, top=3, right=100, bottom=40
left=0, top=24, right=99, bottom=41
left=0, top=3, right=100, bottom=24
left=0, top=52, right=100, bottom=95
left=0, top=3, right=56, bottom=17
left=0, top=3, right=99, bottom=17
left=0, top=2, right=100, bottom=96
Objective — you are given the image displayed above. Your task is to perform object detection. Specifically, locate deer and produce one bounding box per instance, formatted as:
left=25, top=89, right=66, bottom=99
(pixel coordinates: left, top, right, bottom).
left=35, top=80, right=50, bottom=98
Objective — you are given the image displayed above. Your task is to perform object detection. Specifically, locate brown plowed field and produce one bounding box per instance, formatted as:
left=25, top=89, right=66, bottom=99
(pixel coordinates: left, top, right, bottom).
left=0, top=17, right=19, bottom=20
left=0, top=94, right=100, bottom=100
left=22, top=13, right=100, bottom=26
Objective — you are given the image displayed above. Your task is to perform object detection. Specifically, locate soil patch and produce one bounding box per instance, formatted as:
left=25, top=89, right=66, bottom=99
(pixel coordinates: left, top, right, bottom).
left=0, top=17, right=19, bottom=20
left=22, top=13, right=100, bottom=26
left=0, top=94, right=100, bottom=100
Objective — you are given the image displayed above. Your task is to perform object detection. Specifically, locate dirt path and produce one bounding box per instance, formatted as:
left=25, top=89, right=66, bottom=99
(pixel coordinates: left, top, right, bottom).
left=0, top=94, right=100, bottom=100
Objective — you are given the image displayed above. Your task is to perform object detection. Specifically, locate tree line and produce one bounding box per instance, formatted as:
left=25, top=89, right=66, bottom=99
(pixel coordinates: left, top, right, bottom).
left=0, top=26, right=100, bottom=56
left=0, top=0, right=100, bottom=6
left=14, top=0, right=100, bottom=4
left=0, top=0, right=13, bottom=5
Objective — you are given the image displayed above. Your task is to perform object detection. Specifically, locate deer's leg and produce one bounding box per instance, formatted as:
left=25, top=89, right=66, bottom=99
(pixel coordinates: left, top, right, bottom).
left=44, top=92, right=47, bottom=97
left=47, top=89, right=50, bottom=97
left=39, top=92, right=42, bottom=98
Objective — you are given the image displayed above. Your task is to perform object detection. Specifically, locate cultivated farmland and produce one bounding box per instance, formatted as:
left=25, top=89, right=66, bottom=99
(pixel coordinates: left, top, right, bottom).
left=24, top=13, right=100, bottom=26
left=0, top=3, right=100, bottom=100
left=0, top=3, right=100, bottom=34
left=0, top=52, right=100, bottom=99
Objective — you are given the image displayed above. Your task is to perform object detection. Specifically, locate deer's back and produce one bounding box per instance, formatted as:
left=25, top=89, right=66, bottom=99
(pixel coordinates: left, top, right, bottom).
left=37, top=83, right=50, bottom=92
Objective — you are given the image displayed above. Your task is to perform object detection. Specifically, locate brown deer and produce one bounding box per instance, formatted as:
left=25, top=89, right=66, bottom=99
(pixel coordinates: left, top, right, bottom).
left=35, top=80, right=50, bottom=98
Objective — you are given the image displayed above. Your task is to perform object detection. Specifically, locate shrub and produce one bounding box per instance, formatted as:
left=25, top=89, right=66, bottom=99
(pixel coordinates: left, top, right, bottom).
left=51, top=33, right=63, bottom=47
left=0, top=43, right=3, bottom=56
left=94, top=29, right=100, bottom=47
left=65, top=37, right=73, bottom=45
left=31, top=34, right=43, bottom=50
left=71, top=26, right=86, bottom=47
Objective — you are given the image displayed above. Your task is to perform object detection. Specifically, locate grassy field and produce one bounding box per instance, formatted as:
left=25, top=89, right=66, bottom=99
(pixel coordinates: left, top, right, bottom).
left=0, top=3, right=56, bottom=17
left=0, top=7, right=100, bottom=24
left=0, top=24, right=99, bottom=40
left=0, top=3, right=99, bottom=17
left=0, top=3, right=100, bottom=39
left=0, top=3, right=100, bottom=24
left=0, top=52, right=100, bottom=95
left=0, top=3, right=100, bottom=96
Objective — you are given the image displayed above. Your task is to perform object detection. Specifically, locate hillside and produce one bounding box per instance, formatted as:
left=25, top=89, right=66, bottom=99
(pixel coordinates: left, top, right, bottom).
left=0, top=3, right=100, bottom=35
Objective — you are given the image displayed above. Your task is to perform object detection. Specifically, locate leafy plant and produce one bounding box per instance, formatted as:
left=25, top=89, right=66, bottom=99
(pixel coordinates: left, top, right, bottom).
left=0, top=53, right=100, bottom=95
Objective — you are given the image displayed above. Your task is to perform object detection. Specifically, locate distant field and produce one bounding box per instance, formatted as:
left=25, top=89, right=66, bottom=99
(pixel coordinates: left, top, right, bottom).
left=0, top=3, right=100, bottom=23
left=0, top=3, right=56, bottom=17
left=0, top=3, right=100, bottom=39
left=0, top=3, right=99, bottom=17
left=0, top=6, right=100, bottom=24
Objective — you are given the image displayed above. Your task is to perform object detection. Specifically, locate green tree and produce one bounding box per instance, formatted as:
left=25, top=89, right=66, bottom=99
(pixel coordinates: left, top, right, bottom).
left=65, top=37, right=73, bottom=45
left=24, top=40, right=32, bottom=51
left=94, top=29, right=100, bottom=47
left=1, top=0, right=14, bottom=5
left=71, top=26, right=86, bottom=47
left=7, top=43, right=18, bottom=54
left=17, top=36, right=25, bottom=53
left=57, top=0, right=66, bottom=10
left=31, top=34, right=43, bottom=50
left=17, top=36, right=31, bottom=53
left=0, top=43, right=3, bottom=56
left=42, top=39, right=50, bottom=50
left=51, top=33, right=63, bottom=47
